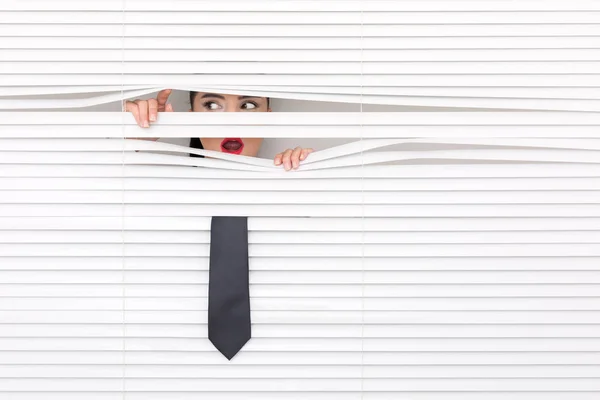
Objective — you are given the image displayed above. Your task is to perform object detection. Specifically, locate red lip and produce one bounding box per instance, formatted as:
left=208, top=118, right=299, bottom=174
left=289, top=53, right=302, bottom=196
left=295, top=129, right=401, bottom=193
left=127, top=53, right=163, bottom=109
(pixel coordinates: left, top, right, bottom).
left=220, top=138, right=244, bottom=154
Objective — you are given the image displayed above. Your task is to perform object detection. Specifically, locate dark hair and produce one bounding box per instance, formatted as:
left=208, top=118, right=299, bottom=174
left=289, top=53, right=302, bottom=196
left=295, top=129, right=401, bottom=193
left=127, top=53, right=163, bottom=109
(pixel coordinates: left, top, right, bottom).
left=189, top=91, right=270, bottom=110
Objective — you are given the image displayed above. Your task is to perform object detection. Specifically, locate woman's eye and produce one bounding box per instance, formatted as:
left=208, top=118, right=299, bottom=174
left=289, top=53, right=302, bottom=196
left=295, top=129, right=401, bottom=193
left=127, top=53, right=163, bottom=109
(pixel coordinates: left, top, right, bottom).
left=203, top=101, right=220, bottom=110
left=241, top=102, right=257, bottom=110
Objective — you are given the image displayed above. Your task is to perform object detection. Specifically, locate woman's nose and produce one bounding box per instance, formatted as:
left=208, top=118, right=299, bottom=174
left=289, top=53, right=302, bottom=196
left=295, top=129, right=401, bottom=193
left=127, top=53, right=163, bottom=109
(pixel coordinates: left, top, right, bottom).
left=224, top=102, right=241, bottom=112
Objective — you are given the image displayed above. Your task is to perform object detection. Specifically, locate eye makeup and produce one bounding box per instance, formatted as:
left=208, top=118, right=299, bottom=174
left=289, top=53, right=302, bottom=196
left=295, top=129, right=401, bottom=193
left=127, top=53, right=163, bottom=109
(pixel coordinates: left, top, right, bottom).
left=199, top=98, right=264, bottom=111
left=202, top=101, right=221, bottom=110
left=241, top=101, right=258, bottom=110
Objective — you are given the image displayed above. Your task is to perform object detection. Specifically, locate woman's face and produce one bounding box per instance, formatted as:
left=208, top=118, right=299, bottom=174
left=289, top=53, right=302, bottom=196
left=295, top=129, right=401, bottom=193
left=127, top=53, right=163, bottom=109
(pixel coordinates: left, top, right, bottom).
left=191, top=92, right=270, bottom=157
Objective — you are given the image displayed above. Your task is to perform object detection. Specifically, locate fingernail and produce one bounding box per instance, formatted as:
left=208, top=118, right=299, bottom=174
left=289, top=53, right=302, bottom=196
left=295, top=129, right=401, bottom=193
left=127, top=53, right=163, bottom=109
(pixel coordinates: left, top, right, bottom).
left=143, top=121, right=149, bottom=127
left=150, top=115, right=156, bottom=122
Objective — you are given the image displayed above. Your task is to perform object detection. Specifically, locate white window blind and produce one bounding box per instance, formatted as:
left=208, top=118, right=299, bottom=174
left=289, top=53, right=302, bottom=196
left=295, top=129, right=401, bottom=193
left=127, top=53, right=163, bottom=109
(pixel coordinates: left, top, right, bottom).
left=1, top=1, right=600, bottom=399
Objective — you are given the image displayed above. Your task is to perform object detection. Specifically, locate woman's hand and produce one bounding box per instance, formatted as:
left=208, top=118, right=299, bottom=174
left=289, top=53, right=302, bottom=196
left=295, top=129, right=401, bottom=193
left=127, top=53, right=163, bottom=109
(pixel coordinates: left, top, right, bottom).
left=274, top=147, right=314, bottom=171
left=123, top=88, right=173, bottom=140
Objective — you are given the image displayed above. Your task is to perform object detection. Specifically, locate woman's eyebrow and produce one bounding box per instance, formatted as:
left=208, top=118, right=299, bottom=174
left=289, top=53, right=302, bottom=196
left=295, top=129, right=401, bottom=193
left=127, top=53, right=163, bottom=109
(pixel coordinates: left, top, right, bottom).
left=200, top=93, right=225, bottom=100
left=238, top=96, right=261, bottom=100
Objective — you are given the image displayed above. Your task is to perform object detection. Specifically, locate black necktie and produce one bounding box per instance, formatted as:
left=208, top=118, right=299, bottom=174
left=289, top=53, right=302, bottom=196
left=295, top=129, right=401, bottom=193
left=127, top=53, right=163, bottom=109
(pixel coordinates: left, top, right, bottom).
left=208, top=216, right=252, bottom=360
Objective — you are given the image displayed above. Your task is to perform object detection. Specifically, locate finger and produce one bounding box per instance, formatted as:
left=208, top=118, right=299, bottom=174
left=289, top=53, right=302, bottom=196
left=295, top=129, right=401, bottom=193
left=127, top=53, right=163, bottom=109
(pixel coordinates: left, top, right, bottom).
left=291, top=146, right=303, bottom=169
left=124, top=101, right=141, bottom=127
left=156, top=89, right=172, bottom=110
left=282, top=149, right=293, bottom=171
left=148, top=98, right=158, bottom=122
left=274, top=153, right=283, bottom=166
left=165, top=103, right=173, bottom=112
left=137, top=100, right=149, bottom=128
left=300, top=148, right=314, bottom=161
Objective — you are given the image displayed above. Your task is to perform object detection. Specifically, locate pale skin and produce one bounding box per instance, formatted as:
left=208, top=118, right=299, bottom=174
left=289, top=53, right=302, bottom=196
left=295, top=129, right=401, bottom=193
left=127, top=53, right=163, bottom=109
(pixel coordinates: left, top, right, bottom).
left=124, top=89, right=314, bottom=171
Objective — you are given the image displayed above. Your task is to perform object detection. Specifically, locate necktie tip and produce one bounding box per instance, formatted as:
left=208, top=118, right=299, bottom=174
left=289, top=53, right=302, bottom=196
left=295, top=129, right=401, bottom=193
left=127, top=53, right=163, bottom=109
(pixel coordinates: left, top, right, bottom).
left=210, top=335, right=251, bottom=360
